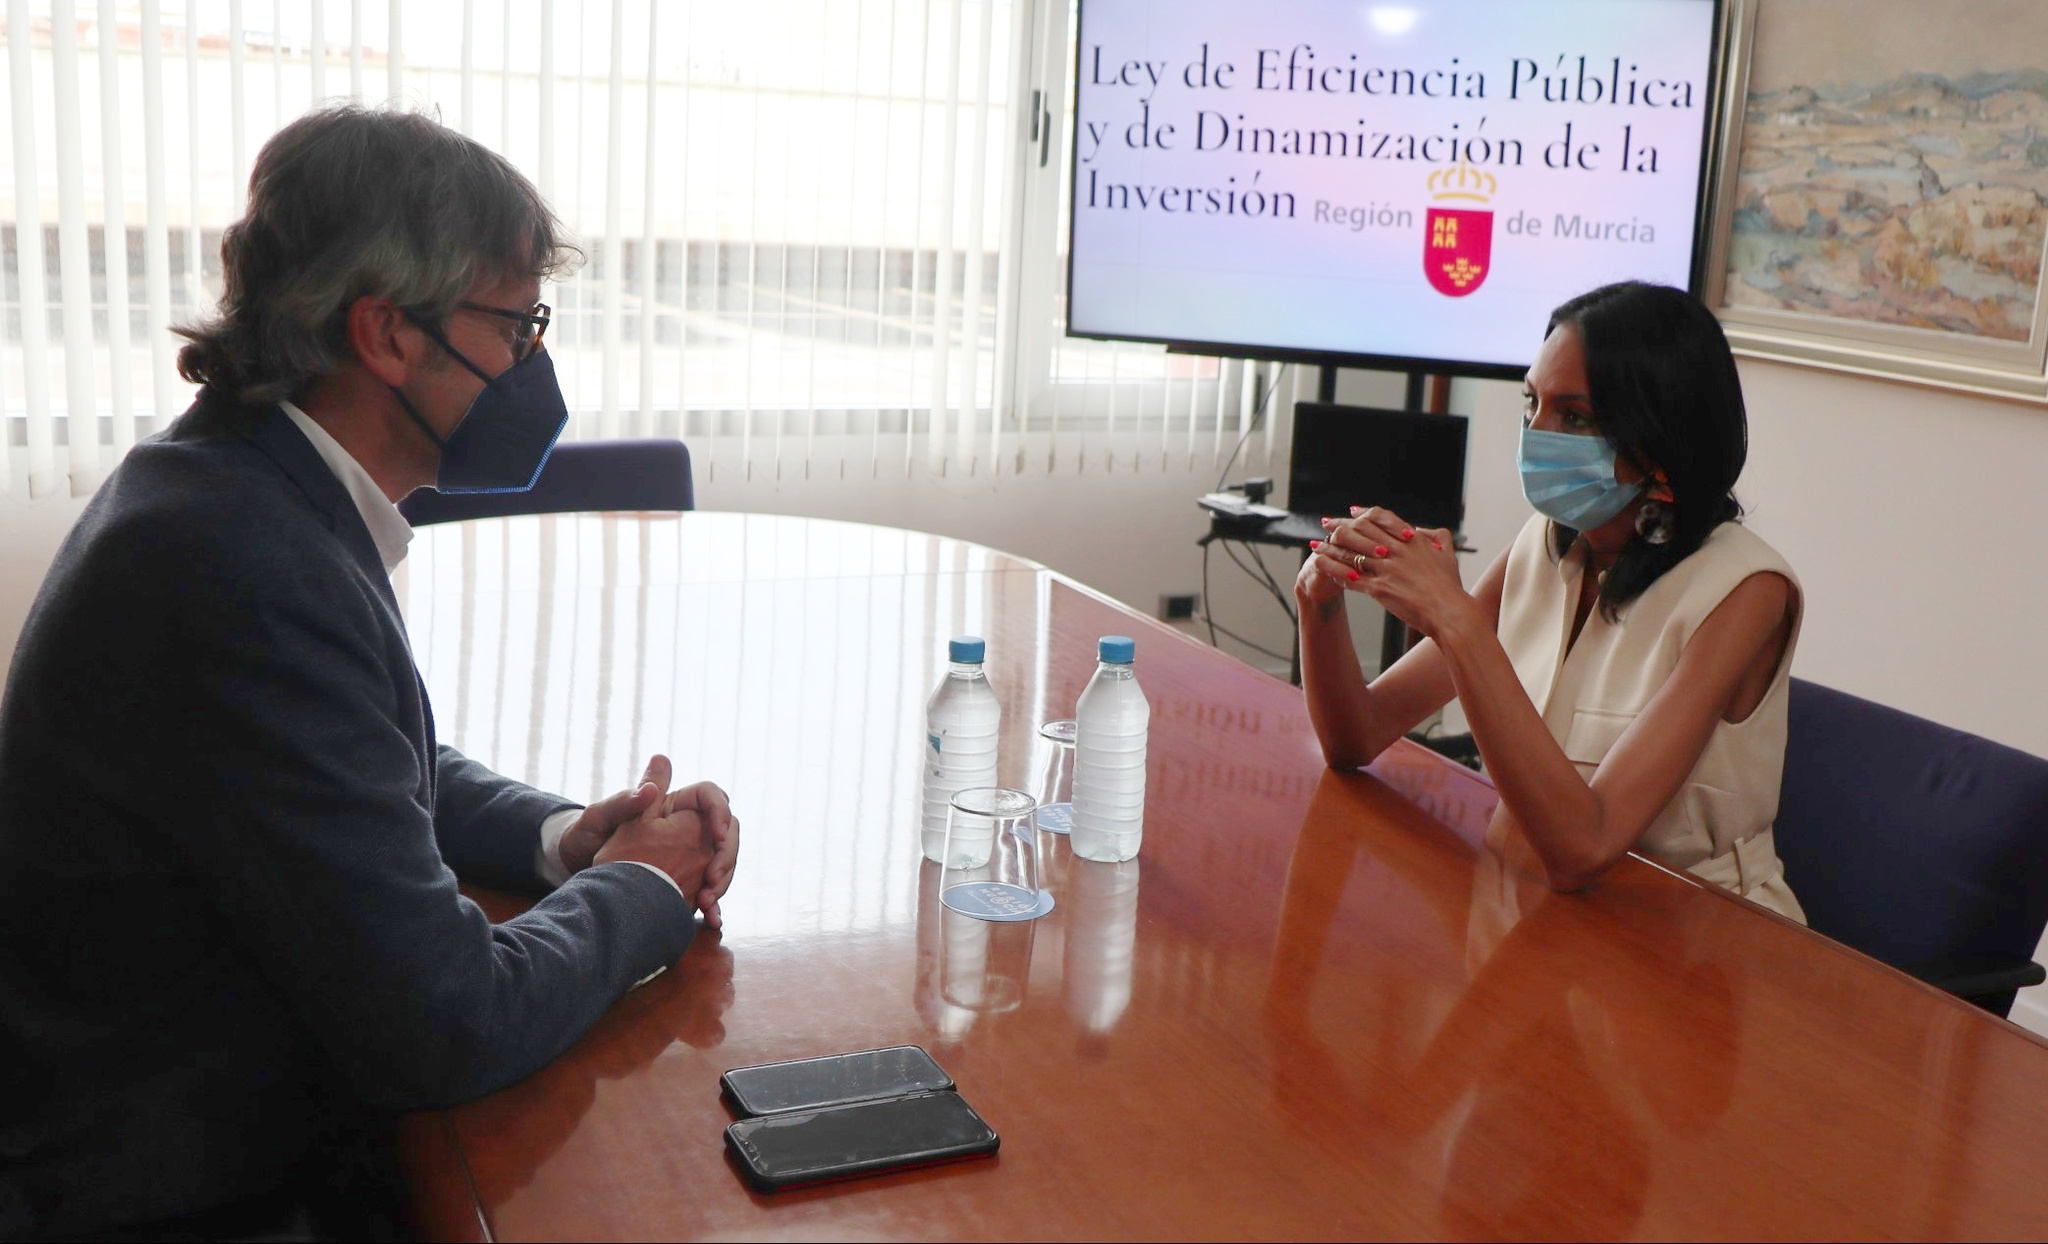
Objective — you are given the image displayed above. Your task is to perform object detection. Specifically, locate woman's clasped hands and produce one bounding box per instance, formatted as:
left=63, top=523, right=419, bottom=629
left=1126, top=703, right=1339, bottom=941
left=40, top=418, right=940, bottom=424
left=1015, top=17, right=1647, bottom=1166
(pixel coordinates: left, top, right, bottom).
left=1300, top=506, right=1471, bottom=640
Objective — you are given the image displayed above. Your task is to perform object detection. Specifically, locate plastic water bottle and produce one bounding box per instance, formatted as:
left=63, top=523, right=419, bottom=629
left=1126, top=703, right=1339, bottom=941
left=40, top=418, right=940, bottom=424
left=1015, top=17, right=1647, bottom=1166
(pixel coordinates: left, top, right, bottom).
left=1071, top=636, right=1149, bottom=862
left=921, top=636, right=1001, bottom=866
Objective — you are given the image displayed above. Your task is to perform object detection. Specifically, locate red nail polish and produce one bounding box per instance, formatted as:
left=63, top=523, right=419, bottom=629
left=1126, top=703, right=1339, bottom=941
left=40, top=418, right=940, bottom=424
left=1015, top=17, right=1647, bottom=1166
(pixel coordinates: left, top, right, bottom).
left=1309, top=539, right=1323, bottom=549
left=1349, top=506, right=1365, bottom=516
left=1431, top=540, right=1445, bottom=551
left=1374, top=544, right=1390, bottom=557
left=1348, top=569, right=1362, bottom=581
left=1400, top=528, right=1414, bottom=540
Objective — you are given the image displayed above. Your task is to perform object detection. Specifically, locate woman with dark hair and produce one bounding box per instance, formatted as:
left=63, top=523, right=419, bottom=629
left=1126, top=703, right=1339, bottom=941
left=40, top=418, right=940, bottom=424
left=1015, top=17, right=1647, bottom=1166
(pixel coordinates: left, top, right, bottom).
left=1296, top=281, right=1804, bottom=920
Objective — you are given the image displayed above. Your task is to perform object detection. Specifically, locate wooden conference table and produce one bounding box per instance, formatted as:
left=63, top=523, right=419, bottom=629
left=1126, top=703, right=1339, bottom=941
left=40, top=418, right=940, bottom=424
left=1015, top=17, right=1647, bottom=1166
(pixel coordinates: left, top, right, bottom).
left=393, top=512, right=2048, bottom=1241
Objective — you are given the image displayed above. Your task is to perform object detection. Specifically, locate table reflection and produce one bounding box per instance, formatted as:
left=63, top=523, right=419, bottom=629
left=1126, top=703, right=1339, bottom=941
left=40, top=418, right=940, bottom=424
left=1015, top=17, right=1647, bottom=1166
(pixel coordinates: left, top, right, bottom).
left=914, top=847, right=1147, bottom=1050
left=1262, top=769, right=1777, bottom=1239
left=1065, top=860, right=1140, bottom=1034
left=411, top=512, right=1173, bottom=1060
left=454, top=943, right=738, bottom=1209
left=399, top=515, right=2048, bottom=1242
left=403, top=512, right=1055, bottom=944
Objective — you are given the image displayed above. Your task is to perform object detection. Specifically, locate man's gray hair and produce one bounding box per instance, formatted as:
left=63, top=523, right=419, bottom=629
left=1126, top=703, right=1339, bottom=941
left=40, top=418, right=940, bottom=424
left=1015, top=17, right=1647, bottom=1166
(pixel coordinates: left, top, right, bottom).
left=177, top=105, right=578, bottom=405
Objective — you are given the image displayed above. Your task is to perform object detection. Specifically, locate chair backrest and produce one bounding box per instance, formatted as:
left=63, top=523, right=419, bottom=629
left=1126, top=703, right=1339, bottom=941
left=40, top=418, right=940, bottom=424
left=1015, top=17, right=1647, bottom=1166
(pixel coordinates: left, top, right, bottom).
left=397, top=439, right=694, bottom=526
left=1776, top=678, right=2048, bottom=992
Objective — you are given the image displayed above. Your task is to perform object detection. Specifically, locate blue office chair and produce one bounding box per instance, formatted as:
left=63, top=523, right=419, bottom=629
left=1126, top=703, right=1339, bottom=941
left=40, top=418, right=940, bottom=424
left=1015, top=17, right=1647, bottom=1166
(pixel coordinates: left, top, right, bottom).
left=397, top=438, right=695, bottom=526
left=1775, top=678, right=2048, bottom=1018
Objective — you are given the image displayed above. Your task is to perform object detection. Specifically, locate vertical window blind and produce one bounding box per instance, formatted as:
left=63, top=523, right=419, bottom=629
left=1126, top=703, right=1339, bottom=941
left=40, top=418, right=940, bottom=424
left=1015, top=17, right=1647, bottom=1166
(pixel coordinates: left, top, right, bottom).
left=1, top=0, right=1285, bottom=501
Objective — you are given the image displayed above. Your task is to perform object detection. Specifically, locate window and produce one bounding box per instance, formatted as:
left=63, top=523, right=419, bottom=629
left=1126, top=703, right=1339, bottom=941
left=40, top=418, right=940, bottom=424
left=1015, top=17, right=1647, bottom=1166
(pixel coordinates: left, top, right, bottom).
left=0, top=0, right=1280, bottom=498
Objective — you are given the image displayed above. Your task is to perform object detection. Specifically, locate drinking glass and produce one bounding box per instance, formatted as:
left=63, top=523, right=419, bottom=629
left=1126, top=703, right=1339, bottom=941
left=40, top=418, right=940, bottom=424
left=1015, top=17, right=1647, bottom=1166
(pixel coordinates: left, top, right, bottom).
left=1033, top=720, right=1078, bottom=835
left=940, top=787, right=1054, bottom=921
left=940, top=903, right=1034, bottom=1015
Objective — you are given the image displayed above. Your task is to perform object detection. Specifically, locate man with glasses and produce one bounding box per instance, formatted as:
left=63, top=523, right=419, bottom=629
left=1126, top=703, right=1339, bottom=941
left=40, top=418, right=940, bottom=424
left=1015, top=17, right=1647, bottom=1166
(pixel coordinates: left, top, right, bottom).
left=0, top=106, right=738, bottom=1240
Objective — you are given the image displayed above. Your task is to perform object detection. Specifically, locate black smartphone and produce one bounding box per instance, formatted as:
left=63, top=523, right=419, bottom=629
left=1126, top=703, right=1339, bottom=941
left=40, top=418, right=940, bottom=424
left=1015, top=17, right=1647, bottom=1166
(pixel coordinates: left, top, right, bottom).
left=725, top=1091, right=999, bottom=1192
left=720, top=1046, right=953, bottom=1117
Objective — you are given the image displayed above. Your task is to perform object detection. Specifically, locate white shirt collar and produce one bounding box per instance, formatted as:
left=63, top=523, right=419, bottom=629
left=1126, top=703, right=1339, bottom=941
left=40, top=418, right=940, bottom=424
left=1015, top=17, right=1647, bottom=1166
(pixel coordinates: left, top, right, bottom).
left=278, top=400, right=414, bottom=574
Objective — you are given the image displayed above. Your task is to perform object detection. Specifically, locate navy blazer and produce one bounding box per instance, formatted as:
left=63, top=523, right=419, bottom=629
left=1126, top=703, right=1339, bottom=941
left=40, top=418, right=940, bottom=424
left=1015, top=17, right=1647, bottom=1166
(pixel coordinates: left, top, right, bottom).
left=0, top=395, right=694, bottom=1238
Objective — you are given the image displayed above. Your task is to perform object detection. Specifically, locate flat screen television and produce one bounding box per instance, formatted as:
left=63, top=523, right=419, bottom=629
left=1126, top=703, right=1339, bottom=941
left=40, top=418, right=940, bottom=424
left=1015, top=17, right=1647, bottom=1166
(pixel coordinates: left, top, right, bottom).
left=1067, top=0, right=1727, bottom=378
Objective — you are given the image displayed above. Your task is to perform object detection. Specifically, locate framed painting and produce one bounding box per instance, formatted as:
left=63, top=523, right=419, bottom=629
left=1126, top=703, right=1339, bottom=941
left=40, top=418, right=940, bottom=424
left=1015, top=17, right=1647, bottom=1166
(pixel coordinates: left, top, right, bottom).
left=1702, top=0, right=2048, bottom=400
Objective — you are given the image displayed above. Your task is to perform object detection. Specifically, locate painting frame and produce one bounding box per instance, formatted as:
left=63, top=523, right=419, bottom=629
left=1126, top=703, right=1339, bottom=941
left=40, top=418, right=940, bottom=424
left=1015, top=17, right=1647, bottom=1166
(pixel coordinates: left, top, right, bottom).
left=1702, top=0, right=2048, bottom=402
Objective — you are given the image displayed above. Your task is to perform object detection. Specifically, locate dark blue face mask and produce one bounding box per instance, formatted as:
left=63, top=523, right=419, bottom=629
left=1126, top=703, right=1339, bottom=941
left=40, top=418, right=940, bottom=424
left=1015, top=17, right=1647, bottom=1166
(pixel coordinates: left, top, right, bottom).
left=391, top=315, right=569, bottom=494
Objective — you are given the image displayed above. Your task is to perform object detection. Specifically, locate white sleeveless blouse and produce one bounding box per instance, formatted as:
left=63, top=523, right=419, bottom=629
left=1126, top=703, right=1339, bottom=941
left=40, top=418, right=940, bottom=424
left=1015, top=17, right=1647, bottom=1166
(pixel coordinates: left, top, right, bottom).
left=1493, top=513, right=1807, bottom=923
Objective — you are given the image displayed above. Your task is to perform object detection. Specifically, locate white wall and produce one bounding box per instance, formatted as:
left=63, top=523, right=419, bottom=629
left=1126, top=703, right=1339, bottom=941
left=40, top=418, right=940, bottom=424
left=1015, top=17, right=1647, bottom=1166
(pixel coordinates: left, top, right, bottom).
left=687, top=433, right=1315, bottom=677
left=678, top=367, right=1417, bottom=684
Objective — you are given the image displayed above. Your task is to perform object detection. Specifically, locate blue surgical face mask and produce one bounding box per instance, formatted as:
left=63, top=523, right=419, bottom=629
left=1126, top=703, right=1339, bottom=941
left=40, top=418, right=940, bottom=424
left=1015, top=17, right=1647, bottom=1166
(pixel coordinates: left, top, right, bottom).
left=1518, top=422, right=1643, bottom=531
left=391, top=319, right=569, bottom=494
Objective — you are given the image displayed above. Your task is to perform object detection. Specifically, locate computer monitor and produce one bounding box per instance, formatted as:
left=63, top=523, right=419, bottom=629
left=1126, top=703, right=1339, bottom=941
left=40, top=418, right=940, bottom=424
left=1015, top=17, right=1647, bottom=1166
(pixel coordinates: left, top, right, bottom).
left=1287, top=403, right=1469, bottom=531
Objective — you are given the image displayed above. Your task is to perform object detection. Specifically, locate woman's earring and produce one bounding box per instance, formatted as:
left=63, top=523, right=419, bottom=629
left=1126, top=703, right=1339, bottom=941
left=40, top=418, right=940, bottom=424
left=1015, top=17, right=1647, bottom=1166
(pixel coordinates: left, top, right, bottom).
left=1635, top=499, right=1675, bottom=546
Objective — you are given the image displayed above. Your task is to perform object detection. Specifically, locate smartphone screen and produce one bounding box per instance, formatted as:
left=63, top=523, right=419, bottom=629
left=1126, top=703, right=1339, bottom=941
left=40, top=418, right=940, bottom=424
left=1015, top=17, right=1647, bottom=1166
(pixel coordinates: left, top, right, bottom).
left=721, top=1046, right=953, bottom=1117
left=725, top=1091, right=999, bottom=1191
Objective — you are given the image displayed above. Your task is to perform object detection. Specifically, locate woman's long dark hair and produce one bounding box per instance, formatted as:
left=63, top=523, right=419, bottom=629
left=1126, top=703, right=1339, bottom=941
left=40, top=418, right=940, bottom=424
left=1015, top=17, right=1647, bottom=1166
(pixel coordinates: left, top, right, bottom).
left=1545, top=282, right=1747, bottom=619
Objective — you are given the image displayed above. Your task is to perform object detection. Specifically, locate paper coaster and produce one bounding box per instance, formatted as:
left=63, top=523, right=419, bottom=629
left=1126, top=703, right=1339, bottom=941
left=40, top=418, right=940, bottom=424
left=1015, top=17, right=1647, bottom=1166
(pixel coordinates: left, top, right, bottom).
left=941, top=882, right=1056, bottom=922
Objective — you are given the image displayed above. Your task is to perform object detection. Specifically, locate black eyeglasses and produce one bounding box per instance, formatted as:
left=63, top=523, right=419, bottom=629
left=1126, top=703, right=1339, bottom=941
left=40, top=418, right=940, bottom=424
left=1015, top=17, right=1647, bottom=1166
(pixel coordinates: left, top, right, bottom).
left=458, top=300, right=551, bottom=363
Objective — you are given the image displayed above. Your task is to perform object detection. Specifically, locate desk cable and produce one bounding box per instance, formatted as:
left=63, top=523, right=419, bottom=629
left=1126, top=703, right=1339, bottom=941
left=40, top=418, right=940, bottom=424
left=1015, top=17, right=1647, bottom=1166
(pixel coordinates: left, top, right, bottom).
left=1200, top=363, right=1299, bottom=663
left=1213, top=363, right=1293, bottom=494
left=1199, top=538, right=1297, bottom=665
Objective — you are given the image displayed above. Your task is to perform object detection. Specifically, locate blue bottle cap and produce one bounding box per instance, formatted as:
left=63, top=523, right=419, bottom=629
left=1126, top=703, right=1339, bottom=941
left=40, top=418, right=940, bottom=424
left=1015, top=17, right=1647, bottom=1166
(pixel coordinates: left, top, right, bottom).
left=1098, top=635, right=1135, bottom=664
left=949, top=636, right=987, bottom=664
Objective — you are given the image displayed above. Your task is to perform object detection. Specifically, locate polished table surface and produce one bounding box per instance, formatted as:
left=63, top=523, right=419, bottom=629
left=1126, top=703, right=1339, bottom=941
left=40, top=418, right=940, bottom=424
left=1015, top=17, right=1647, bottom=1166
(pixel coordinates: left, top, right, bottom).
left=394, top=512, right=2048, bottom=1242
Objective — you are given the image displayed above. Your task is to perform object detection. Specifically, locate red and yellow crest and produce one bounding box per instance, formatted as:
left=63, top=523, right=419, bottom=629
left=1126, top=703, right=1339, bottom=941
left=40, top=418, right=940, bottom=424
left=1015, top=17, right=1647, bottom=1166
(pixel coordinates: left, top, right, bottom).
left=1423, top=165, right=1497, bottom=297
